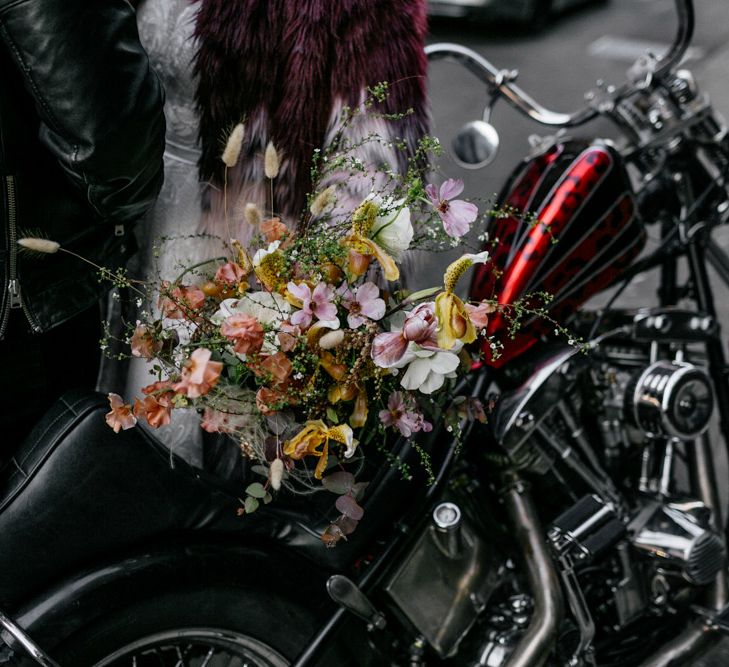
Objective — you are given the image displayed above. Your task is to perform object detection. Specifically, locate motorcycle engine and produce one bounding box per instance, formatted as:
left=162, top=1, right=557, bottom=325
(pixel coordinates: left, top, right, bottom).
left=490, top=310, right=725, bottom=648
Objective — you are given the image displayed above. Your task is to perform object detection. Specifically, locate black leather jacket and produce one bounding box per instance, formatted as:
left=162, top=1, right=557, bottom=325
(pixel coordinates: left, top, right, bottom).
left=0, top=0, right=165, bottom=335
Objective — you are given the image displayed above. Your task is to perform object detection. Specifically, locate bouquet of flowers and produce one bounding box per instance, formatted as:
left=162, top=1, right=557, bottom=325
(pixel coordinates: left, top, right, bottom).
left=22, top=94, right=501, bottom=546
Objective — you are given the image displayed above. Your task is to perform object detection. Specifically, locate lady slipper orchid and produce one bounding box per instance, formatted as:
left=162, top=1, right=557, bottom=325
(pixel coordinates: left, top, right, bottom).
left=425, top=178, right=478, bottom=238
left=435, top=251, right=491, bottom=349
left=284, top=420, right=357, bottom=479
left=343, top=195, right=413, bottom=282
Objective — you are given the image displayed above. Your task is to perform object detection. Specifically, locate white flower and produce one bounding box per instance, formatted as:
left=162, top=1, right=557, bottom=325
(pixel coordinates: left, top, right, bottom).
left=252, top=240, right=281, bottom=267
left=213, top=291, right=290, bottom=328
left=393, top=343, right=461, bottom=394
left=368, top=195, right=413, bottom=257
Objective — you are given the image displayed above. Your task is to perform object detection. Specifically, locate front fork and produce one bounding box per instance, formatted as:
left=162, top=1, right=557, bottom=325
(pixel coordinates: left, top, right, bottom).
left=0, top=611, right=59, bottom=667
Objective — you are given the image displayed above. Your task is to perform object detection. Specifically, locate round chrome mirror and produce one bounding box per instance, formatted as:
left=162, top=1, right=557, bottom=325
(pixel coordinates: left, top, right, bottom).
left=451, top=120, right=500, bottom=169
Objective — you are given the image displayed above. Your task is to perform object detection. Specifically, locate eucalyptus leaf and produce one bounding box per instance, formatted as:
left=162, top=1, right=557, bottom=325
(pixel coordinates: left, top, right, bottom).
left=322, top=471, right=355, bottom=495
left=246, top=482, right=267, bottom=499
left=335, top=494, right=364, bottom=521
left=244, top=496, right=260, bottom=514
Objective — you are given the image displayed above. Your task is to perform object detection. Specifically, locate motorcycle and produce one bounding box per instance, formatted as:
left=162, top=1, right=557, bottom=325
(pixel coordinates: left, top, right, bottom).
left=3, top=0, right=729, bottom=664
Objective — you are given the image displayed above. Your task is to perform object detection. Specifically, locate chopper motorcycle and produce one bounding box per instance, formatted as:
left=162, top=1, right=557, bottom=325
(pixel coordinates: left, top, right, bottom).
left=2, top=0, right=729, bottom=664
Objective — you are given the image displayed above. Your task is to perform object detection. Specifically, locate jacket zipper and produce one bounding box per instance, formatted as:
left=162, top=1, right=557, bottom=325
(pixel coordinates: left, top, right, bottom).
left=1, top=175, right=39, bottom=338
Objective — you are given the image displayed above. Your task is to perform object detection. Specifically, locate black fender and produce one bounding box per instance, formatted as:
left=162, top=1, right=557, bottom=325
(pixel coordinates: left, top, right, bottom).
left=7, top=537, right=335, bottom=655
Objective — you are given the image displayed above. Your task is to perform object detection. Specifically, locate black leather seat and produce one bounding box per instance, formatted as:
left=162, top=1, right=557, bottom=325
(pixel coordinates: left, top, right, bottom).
left=0, top=390, right=441, bottom=610
left=0, top=390, right=244, bottom=607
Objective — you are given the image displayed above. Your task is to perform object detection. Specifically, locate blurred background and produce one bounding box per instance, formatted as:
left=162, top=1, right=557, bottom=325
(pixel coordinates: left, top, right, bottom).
left=425, top=0, right=729, bottom=306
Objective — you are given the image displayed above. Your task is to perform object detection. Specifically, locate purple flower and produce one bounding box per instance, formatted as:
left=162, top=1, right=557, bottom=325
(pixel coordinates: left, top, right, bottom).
left=339, top=281, right=386, bottom=328
left=379, top=391, right=433, bottom=437
left=287, top=281, right=338, bottom=329
left=425, top=178, right=478, bottom=238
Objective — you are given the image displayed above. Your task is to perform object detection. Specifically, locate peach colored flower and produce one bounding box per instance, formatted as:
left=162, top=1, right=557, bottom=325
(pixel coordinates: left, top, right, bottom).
left=220, top=314, right=264, bottom=355
left=133, top=395, right=172, bottom=429
left=130, top=322, right=161, bottom=359
left=466, top=301, right=495, bottom=330
left=277, top=321, right=301, bottom=352
left=260, top=351, right=293, bottom=384
left=173, top=348, right=223, bottom=398
left=256, top=387, right=288, bottom=415
left=214, top=261, right=248, bottom=286
left=141, top=380, right=176, bottom=406
left=105, top=393, right=137, bottom=433
left=158, top=282, right=206, bottom=320
left=261, top=217, right=289, bottom=243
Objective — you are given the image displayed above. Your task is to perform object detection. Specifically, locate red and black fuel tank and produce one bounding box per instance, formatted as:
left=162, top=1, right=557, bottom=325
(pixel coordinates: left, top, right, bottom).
left=470, top=139, right=645, bottom=367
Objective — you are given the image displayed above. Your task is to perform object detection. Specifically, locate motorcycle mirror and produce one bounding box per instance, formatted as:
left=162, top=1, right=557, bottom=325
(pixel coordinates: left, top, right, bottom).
left=451, top=120, right=500, bottom=169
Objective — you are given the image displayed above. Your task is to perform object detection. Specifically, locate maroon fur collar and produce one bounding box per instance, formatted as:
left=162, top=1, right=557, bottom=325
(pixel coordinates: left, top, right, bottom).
left=193, top=0, right=428, bottom=215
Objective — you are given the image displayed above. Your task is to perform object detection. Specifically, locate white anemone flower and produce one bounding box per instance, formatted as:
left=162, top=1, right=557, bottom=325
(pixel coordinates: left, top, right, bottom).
left=369, top=195, right=413, bottom=258
left=213, top=291, right=290, bottom=327
left=252, top=240, right=281, bottom=267
left=393, top=343, right=461, bottom=394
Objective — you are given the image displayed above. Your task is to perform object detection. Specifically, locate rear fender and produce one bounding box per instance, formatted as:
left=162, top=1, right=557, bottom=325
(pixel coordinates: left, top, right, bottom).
left=7, top=539, right=329, bottom=654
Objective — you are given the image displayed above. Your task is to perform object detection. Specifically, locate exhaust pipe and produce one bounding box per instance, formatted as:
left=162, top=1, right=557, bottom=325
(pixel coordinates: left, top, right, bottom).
left=640, top=434, right=728, bottom=667
left=502, top=475, right=564, bottom=667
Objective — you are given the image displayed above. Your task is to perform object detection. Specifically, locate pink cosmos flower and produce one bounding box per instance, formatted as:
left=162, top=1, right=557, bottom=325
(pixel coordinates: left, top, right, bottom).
left=105, top=393, right=137, bottom=433
left=371, top=302, right=439, bottom=368
left=158, top=282, right=206, bottom=320
left=287, top=281, right=338, bottom=329
left=173, top=348, right=223, bottom=398
left=339, top=281, right=386, bottom=328
left=425, top=178, right=478, bottom=238
left=379, top=391, right=433, bottom=437
left=220, top=313, right=264, bottom=355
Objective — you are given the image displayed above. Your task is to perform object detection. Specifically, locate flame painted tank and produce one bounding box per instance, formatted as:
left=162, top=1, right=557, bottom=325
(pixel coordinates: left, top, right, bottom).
left=470, top=139, right=645, bottom=367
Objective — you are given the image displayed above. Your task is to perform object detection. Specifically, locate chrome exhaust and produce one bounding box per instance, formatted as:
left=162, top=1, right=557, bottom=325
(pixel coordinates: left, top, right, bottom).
left=502, top=475, right=564, bottom=667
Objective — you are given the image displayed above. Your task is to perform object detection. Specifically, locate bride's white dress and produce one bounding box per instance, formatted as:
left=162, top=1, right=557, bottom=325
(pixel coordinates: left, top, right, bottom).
left=129, top=0, right=210, bottom=465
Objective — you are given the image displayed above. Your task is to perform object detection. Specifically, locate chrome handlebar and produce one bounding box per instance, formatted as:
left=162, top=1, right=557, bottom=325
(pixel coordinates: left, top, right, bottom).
left=426, top=0, right=695, bottom=129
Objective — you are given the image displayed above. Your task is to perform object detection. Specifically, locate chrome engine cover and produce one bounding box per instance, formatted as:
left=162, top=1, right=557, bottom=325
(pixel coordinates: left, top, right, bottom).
left=629, top=499, right=725, bottom=586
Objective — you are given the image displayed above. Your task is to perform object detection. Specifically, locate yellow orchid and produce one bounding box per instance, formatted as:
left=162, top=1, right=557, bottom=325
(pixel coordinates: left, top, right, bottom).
left=283, top=420, right=357, bottom=479
left=435, top=251, right=491, bottom=350
left=344, top=233, right=399, bottom=282
left=342, top=196, right=413, bottom=282
left=435, top=291, right=477, bottom=350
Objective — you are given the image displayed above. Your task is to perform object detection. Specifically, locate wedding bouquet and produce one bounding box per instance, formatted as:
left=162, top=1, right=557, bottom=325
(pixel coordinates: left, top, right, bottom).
left=22, top=93, right=501, bottom=546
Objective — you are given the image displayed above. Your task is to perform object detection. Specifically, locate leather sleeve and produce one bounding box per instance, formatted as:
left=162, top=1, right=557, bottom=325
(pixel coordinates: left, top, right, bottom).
left=0, top=0, right=165, bottom=224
